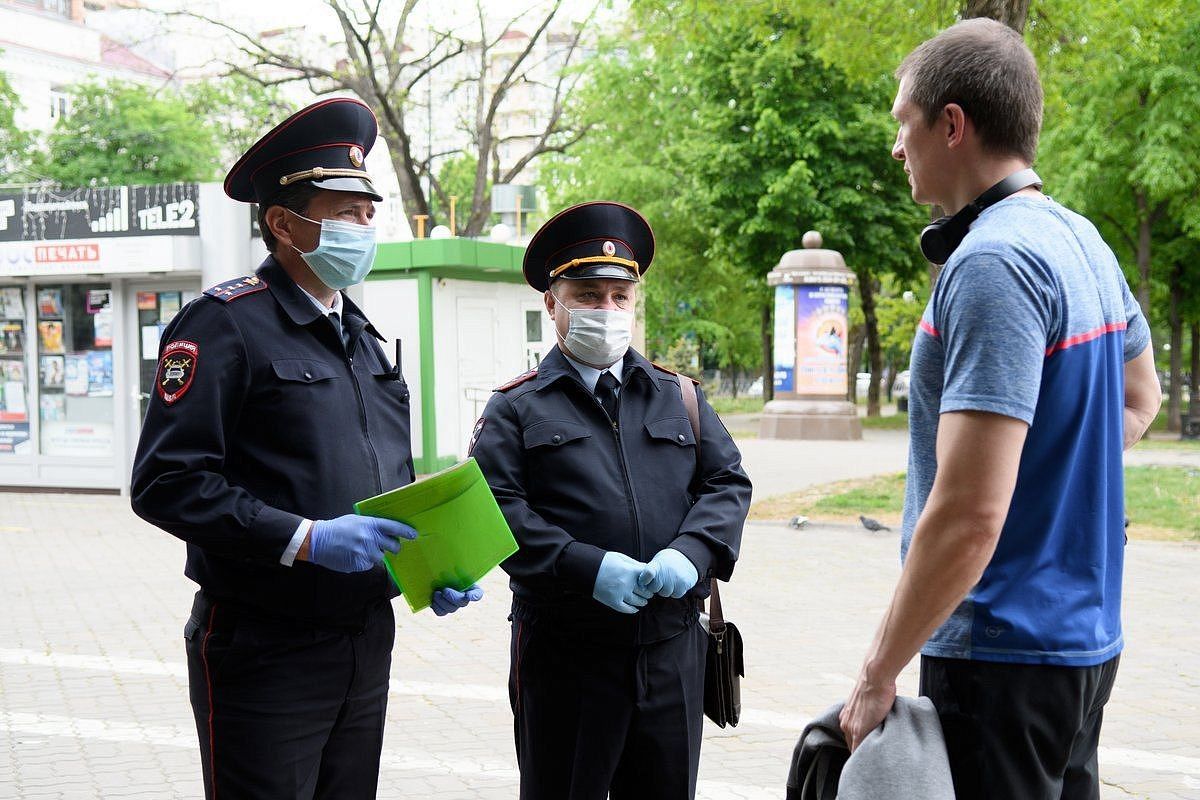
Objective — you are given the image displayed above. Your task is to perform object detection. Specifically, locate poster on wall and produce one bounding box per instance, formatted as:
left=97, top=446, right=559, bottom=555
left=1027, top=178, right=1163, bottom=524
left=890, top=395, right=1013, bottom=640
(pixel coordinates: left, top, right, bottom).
left=136, top=291, right=157, bottom=311
left=93, top=308, right=113, bottom=347
left=86, top=289, right=111, bottom=313
left=39, top=354, right=64, bottom=387
left=772, top=285, right=797, bottom=393
left=0, top=321, right=23, bottom=353
left=37, top=288, right=63, bottom=318
left=2, top=288, right=22, bottom=319
left=0, top=421, right=30, bottom=453
left=159, top=291, right=181, bottom=322
left=2, top=379, right=26, bottom=417
left=38, top=320, right=63, bottom=353
left=65, top=354, right=89, bottom=396
left=793, top=284, right=850, bottom=397
left=86, top=350, right=113, bottom=396
left=39, top=393, right=65, bottom=421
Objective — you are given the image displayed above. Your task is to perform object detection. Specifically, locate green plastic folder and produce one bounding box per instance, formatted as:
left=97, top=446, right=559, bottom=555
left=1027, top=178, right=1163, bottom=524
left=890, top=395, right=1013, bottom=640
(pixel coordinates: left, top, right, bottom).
left=353, top=458, right=518, bottom=613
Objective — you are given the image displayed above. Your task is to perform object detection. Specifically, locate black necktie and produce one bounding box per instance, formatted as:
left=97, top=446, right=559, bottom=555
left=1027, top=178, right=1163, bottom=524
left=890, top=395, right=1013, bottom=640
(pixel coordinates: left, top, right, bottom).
left=595, top=371, right=620, bottom=423
left=328, top=311, right=351, bottom=350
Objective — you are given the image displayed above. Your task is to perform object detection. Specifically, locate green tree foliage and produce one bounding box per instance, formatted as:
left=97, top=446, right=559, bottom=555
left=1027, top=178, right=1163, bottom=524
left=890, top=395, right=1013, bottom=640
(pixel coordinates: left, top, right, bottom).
left=37, top=81, right=222, bottom=186
left=180, top=74, right=289, bottom=169
left=1040, top=9, right=1200, bottom=429
left=0, top=59, right=33, bottom=181
left=545, top=3, right=925, bottom=405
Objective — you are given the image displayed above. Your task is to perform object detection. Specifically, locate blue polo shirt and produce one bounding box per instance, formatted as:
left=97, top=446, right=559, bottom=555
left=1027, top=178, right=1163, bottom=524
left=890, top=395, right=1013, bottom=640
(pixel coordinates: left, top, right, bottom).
left=903, top=195, right=1150, bottom=666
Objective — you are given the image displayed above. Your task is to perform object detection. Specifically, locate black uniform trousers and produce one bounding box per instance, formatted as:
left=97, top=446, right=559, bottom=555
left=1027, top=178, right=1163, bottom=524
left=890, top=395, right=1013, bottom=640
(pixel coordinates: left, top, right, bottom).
left=920, top=654, right=1120, bottom=800
left=509, top=616, right=708, bottom=800
left=184, top=591, right=395, bottom=800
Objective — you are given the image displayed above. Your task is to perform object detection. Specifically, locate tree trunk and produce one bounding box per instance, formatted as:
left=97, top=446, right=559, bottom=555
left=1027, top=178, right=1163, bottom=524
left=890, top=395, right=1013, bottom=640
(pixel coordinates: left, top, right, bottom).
left=847, top=322, right=865, bottom=404
left=1134, top=189, right=1153, bottom=322
left=1167, top=262, right=1183, bottom=432
left=761, top=303, right=774, bottom=403
left=377, top=115, right=431, bottom=227
left=860, top=274, right=883, bottom=417
left=961, top=0, right=1031, bottom=31
left=1191, top=323, right=1199, bottom=417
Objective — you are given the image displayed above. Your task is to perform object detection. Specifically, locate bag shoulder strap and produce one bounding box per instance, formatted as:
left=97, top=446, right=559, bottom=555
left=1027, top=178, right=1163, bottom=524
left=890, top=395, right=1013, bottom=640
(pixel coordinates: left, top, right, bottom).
left=677, top=372, right=701, bottom=450
left=675, top=375, right=723, bottom=625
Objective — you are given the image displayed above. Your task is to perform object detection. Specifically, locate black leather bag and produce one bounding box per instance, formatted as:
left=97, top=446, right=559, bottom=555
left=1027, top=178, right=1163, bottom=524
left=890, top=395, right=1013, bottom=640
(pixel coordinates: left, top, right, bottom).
left=703, top=578, right=744, bottom=728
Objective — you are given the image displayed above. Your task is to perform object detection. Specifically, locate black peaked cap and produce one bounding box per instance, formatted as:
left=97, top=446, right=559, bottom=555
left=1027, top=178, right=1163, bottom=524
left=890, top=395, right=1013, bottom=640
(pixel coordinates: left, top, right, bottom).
left=224, top=97, right=382, bottom=205
left=523, top=201, right=655, bottom=292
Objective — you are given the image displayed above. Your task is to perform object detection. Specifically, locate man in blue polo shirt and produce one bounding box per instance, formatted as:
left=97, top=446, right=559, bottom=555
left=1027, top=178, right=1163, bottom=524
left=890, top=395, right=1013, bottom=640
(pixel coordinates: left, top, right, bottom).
left=838, top=19, right=1163, bottom=800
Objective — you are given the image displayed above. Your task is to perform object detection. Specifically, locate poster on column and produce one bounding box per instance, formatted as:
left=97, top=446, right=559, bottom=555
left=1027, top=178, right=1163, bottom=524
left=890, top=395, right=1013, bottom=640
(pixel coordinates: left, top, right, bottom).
left=772, top=285, right=796, bottom=393
left=794, top=284, right=849, bottom=396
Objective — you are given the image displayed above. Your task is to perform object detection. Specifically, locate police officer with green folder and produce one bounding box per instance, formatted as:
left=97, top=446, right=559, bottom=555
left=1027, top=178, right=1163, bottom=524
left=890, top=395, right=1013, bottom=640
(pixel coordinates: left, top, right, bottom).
left=131, top=98, right=482, bottom=800
left=470, top=201, right=753, bottom=800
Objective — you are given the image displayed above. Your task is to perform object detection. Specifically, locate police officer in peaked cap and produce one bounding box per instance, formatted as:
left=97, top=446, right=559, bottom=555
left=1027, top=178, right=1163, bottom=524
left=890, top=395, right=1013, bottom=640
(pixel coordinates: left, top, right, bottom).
left=469, top=201, right=753, bottom=799
left=131, top=97, right=484, bottom=799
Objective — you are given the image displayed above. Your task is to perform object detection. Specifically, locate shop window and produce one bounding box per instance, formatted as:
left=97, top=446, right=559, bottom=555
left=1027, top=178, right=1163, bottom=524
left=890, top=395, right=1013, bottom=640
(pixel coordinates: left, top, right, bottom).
left=0, top=286, right=31, bottom=455
left=37, top=284, right=114, bottom=457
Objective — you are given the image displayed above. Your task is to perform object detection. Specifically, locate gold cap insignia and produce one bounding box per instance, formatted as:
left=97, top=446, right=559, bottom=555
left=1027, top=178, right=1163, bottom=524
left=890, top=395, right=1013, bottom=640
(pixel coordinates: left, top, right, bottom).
left=349, top=146, right=365, bottom=167
left=602, top=241, right=616, bottom=257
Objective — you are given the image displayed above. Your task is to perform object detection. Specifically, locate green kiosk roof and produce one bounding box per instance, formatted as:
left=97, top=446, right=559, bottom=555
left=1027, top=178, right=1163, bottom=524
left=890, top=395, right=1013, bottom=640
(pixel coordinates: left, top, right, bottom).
left=372, top=238, right=527, bottom=283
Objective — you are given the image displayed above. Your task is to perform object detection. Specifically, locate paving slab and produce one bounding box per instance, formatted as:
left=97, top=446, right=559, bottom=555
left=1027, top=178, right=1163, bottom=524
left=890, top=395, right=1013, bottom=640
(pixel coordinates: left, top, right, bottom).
left=2, top=490, right=1198, bottom=799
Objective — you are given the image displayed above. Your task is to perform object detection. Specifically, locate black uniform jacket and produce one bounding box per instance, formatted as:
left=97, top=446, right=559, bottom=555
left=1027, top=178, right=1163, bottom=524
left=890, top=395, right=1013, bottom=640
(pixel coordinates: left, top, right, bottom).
left=131, top=257, right=414, bottom=630
left=471, top=346, right=752, bottom=644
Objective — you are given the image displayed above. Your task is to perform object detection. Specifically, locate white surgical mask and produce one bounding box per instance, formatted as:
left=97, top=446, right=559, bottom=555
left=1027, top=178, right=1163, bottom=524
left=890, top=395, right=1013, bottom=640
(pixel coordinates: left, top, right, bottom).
left=288, top=209, right=377, bottom=290
left=552, top=292, right=634, bottom=368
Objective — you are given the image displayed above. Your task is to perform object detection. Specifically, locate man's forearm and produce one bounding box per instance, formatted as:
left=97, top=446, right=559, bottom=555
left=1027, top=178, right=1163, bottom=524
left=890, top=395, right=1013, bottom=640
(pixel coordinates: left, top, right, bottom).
left=861, top=498, right=1002, bottom=683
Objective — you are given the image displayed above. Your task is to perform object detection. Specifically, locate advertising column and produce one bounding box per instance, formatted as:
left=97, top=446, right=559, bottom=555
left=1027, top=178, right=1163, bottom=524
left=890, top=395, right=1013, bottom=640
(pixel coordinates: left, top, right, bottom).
left=760, top=231, right=861, bottom=440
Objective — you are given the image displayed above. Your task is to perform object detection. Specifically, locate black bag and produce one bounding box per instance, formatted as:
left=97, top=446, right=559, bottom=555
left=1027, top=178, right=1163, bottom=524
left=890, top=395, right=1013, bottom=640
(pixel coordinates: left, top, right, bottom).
left=703, top=578, right=744, bottom=728
left=676, top=374, right=745, bottom=728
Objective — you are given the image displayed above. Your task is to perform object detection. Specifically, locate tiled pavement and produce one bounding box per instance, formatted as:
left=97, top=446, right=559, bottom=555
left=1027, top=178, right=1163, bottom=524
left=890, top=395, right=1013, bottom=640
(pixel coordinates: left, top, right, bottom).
left=2, top=487, right=1198, bottom=799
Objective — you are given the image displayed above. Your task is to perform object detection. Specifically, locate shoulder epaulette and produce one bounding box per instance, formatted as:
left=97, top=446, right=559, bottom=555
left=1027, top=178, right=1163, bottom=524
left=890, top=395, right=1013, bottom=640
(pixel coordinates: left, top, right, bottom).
left=495, top=368, right=538, bottom=392
left=204, top=275, right=269, bottom=303
left=651, top=361, right=699, bottom=385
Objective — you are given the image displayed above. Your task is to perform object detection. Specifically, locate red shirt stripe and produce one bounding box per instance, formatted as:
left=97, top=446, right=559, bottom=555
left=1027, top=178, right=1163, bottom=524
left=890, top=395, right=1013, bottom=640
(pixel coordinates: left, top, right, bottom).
left=1045, top=321, right=1128, bottom=357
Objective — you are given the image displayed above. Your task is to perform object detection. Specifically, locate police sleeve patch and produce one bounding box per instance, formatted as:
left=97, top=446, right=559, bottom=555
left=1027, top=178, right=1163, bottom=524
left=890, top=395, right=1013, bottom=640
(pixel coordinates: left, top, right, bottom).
left=156, top=340, right=199, bottom=405
left=467, top=418, right=485, bottom=455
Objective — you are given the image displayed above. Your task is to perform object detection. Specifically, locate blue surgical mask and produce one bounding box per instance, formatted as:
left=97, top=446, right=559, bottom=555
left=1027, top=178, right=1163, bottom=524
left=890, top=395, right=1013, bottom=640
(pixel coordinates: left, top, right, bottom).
left=288, top=209, right=377, bottom=290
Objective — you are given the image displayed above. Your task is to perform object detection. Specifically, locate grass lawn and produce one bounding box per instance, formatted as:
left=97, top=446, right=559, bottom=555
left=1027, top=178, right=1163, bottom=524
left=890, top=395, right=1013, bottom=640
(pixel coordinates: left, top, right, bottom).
left=708, top=395, right=765, bottom=415
left=1134, top=437, right=1200, bottom=451
left=862, top=413, right=909, bottom=430
left=751, top=466, right=1199, bottom=541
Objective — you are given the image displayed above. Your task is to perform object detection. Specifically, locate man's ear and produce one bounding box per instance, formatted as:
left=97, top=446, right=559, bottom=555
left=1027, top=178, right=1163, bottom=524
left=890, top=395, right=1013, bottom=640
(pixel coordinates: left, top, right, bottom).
left=943, top=103, right=968, bottom=149
left=265, top=206, right=296, bottom=250
left=544, top=288, right=557, bottom=319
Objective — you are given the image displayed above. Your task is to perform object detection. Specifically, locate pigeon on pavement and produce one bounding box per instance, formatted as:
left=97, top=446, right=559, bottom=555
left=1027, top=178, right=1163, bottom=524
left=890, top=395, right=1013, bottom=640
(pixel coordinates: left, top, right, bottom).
left=788, top=516, right=809, bottom=529
left=859, top=515, right=891, bottom=532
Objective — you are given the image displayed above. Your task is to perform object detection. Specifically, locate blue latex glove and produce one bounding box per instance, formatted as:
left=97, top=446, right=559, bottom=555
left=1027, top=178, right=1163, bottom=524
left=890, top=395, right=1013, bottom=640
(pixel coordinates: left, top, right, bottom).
left=638, top=548, right=699, bottom=599
left=593, top=552, right=654, bottom=614
left=430, top=584, right=484, bottom=616
left=308, top=514, right=417, bottom=573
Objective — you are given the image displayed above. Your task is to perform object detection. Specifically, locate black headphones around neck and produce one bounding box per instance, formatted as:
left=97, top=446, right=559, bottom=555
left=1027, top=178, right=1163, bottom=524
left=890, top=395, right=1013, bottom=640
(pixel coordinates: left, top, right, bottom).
left=919, top=168, right=1042, bottom=265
